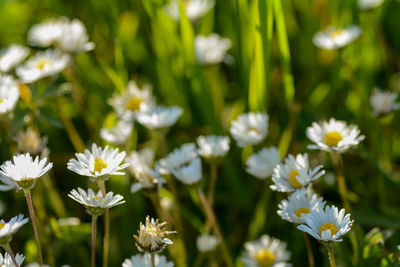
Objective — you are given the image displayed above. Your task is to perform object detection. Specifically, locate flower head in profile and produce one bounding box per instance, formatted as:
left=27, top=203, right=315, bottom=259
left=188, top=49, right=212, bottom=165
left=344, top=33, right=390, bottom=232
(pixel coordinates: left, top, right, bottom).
left=164, top=0, right=215, bottom=22
left=297, top=205, right=353, bottom=242
left=0, top=153, right=53, bottom=189
left=100, top=119, right=133, bottom=146
left=197, top=135, right=230, bottom=160
left=16, top=49, right=70, bottom=83
left=0, top=214, right=29, bottom=244
left=15, top=127, right=48, bottom=156
left=230, top=112, right=269, bottom=147
left=137, top=106, right=183, bottom=131
left=241, top=235, right=292, bottom=267
left=0, top=75, right=19, bottom=115
left=359, top=0, right=384, bottom=10
left=246, top=147, right=280, bottom=179
left=277, top=188, right=325, bottom=224
left=0, top=44, right=29, bottom=73
left=0, top=252, right=25, bottom=267
left=134, top=216, right=175, bottom=253
left=68, top=188, right=125, bottom=216
left=197, top=234, right=220, bottom=253
left=195, top=34, right=232, bottom=65
left=271, top=153, right=324, bottom=193
left=109, top=81, right=154, bottom=122
left=306, top=118, right=365, bottom=153
left=28, top=18, right=66, bottom=47
left=370, top=88, right=400, bottom=116
left=313, top=25, right=361, bottom=50
left=67, top=144, right=129, bottom=181
left=122, top=253, right=173, bottom=267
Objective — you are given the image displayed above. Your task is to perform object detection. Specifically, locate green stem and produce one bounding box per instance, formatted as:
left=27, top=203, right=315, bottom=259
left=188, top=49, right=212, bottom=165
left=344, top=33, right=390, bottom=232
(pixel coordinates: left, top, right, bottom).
left=99, top=181, right=109, bottom=267
left=207, top=163, right=217, bottom=208
left=303, top=233, right=315, bottom=267
left=332, top=152, right=351, bottom=211
left=91, top=215, right=97, bottom=267
left=327, top=244, right=336, bottom=267
left=150, top=253, right=156, bottom=267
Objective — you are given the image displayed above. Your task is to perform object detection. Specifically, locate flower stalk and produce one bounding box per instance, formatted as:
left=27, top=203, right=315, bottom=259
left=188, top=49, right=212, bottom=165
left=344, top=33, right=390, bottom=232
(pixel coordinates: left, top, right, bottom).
left=3, top=243, right=19, bottom=267
left=327, top=244, right=336, bottom=267
left=303, top=233, right=314, bottom=267
left=91, top=215, right=97, bottom=267
left=98, top=181, right=109, bottom=267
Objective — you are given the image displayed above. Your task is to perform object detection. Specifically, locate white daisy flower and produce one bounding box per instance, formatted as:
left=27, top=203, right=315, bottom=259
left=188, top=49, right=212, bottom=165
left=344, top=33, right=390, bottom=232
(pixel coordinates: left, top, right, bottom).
left=306, top=118, right=365, bottom=153
left=0, top=75, right=19, bottom=115
left=122, top=253, right=173, bottom=267
left=57, top=18, right=95, bottom=53
left=0, top=45, right=29, bottom=73
left=15, top=127, right=48, bottom=155
left=136, top=106, right=183, bottom=131
left=197, top=234, right=220, bottom=253
left=28, top=18, right=66, bottom=47
left=100, top=119, right=133, bottom=145
left=359, top=0, right=384, bottom=10
left=134, top=216, right=175, bottom=253
left=246, top=147, right=280, bottom=179
left=164, top=0, right=215, bottom=22
left=297, top=205, right=353, bottom=242
left=68, top=188, right=125, bottom=216
left=313, top=25, right=361, bottom=50
left=241, top=235, right=292, bottom=267
left=370, top=88, right=400, bottom=116
left=0, top=153, right=53, bottom=189
left=109, top=80, right=154, bottom=122
left=16, top=49, right=70, bottom=84
left=277, top=188, right=326, bottom=224
left=0, top=252, right=25, bottom=267
left=197, top=135, right=230, bottom=159
left=195, top=34, right=232, bottom=65
left=230, top=112, right=269, bottom=147
left=0, top=214, right=29, bottom=244
left=270, top=153, right=324, bottom=193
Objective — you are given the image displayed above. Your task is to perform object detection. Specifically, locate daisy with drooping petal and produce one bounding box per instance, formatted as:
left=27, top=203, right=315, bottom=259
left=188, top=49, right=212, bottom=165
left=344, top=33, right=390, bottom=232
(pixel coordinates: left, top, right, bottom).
left=137, top=106, right=183, bottom=131
left=370, top=88, right=400, bottom=116
left=0, top=75, right=19, bottom=115
left=297, top=205, right=353, bottom=242
left=197, top=135, right=230, bottom=160
left=277, top=188, right=325, bottom=224
left=306, top=118, right=365, bottom=153
left=359, top=0, right=384, bottom=10
left=109, top=81, right=154, bottom=122
left=197, top=234, right=220, bottom=253
left=0, top=45, right=29, bottom=73
left=195, top=34, right=232, bottom=65
left=100, top=119, right=133, bottom=146
left=230, top=112, right=269, bottom=147
left=16, top=49, right=70, bottom=83
left=164, top=0, right=215, bottom=22
left=0, top=252, right=25, bottom=267
left=122, top=253, right=174, bottom=267
left=67, top=144, right=129, bottom=181
left=313, top=25, right=361, bottom=50
left=246, top=147, right=280, bottom=179
left=134, top=216, right=175, bottom=253
left=0, top=214, right=29, bottom=245
left=241, top=235, right=292, bottom=267
left=271, top=153, right=324, bottom=193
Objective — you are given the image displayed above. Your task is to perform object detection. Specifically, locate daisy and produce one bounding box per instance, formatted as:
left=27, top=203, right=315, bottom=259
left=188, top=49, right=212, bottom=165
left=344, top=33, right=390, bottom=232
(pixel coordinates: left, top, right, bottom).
left=230, top=112, right=269, bottom=147
left=195, top=34, right=232, bottom=65
left=196, top=135, right=230, bottom=159
left=68, top=188, right=125, bottom=216
left=15, top=127, right=48, bottom=155
left=0, top=252, right=25, bottom=267
left=122, top=253, right=173, bottom=267
left=271, top=153, right=324, bottom=193
left=56, top=18, right=95, bottom=53
left=134, top=216, right=175, bottom=253
left=313, top=25, right=361, bottom=50
left=0, top=214, right=29, bottom=245
left=136, top=106, right=183, bottom=131
left=246, top=147, right=280, bottom=179
left=297, top=205, right=353, bottom=242
left=164, top=0, right=215, bottom=22
left=306, top=118, right=365, bottom=153
left=16, top=49, right=70, bottom=83
left=370, top=88, right=400, bottom=116
left=0, top=45, right=29, bottom=73
left=67, top=144, right=129, bottom=181
left=109, top=80, right=154, bottom=122
left=359, top=0, right=384, bottom=10
left=100, top=119, right=133, bottom=145
left=277, top=188, right=325, bottom=224
left=0, top=153, right=53, bottom=189
left=197, top=234, right=220, bottom=253
left=28, top=18, right=66, bottom=47
left=241, top=235, right=292, bottom=267
left=0, top=75, right=19, bottom=114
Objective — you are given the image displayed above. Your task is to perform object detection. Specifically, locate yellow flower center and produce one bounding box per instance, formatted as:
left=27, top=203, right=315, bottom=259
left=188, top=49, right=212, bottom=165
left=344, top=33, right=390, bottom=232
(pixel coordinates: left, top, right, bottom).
left=125, top=96, right=143, bottom=111
left=288, top=169, right=302, bottom=188
left=329, top=29, right=344, bottom=38
left=247, top=127, right=260, bottom=135
left=36, top=58, right=51, bottom=70
left=94, top=158, right=108, bottom=173
left=324, top=131, right=343, bottom=146
left=92, top=195, right=104, bottom=201
left=294, top=207, right=310, bottom=218
left=0, top=222, right=5, bottom=230
left=319, top=223, right=338, bottom=237
left=0, top=99, right=3, bottom=104
left=256, top=249, right=276, bottom=267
